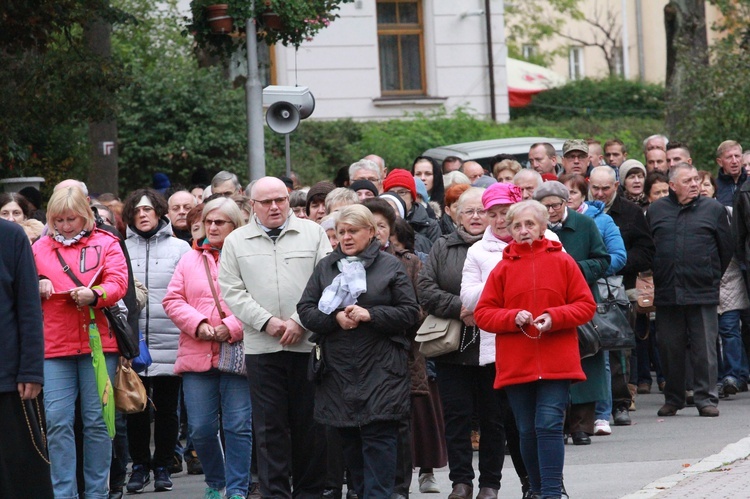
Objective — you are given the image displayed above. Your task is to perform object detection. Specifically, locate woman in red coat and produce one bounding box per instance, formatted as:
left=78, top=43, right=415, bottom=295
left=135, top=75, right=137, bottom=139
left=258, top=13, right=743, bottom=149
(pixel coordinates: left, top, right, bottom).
left=474, top=200, right=595, bottom=499
left=34, top=186, right=129, bottom=499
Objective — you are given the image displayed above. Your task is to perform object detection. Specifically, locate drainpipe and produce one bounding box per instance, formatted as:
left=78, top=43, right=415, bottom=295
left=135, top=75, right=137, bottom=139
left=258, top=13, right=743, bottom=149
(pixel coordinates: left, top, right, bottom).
left=484, top=0, right=497, bottom=122
left=635, top=0, right=645, bottom=82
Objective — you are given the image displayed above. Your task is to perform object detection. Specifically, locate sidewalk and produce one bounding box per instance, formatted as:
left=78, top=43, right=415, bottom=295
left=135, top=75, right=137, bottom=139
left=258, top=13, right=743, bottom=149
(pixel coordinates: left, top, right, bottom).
left=622, top=435, right=750, bottom=498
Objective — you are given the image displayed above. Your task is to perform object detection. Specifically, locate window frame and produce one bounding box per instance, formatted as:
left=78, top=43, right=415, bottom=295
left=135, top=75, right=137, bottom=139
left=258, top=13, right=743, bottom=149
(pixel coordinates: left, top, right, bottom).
left=568, top=46, right=584, bottom=80
left=376, top=0, right=426, bottom=96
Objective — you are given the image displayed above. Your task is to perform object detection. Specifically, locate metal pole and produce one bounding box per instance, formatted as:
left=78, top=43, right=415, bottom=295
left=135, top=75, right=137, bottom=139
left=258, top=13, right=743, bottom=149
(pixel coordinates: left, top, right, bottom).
left=484, top=0, right=496, bottom=122
left=285, top=134, right=291, bottom=178
left=621, top=0, right=630, bottom=78
left=245, top=2, right=265, bottom=181
left=635, top=0, right=645, bottom=82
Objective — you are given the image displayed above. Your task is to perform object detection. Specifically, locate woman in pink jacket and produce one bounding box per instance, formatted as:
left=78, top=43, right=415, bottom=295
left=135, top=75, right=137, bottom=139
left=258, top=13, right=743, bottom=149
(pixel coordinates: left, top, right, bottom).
left=34, top=186, right=129, bottom=499
left=163, top=197, right=251, bottom=499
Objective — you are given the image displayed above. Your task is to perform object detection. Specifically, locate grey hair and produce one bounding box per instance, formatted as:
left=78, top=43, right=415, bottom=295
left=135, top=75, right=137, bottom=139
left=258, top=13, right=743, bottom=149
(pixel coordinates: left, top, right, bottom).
left=455, top=187, right=484, bottom=214
left=513, top=169, right=543, bottom=188
left=325, top=187, right=359, bottom=213
left=506, top=200, right=549, bottom=228
left=348, top=159, right=381, bottom=182
left=668, top=162, right=696, bottom=181
left=589, top=166, right=617, bottom=183
left=211, top=170, right=241, bottom=190
left=643, top=134, right=669, bottom=149
left=443, top=171, right=471, bottom=188
left=202, top=196, right=246, bottom=228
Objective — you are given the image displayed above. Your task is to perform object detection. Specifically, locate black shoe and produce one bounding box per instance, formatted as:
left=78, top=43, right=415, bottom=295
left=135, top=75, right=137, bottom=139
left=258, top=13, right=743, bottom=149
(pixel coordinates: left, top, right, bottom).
left=686, top=390, right=695, bottom=406
left=186, top=450, right=203, bottom=475
left=723, top=377, right=739, bottom=396
left=346, top=490, right=359, bottom=499
left=247, top=482, right=262, bottom=499
left=126, top=465, right=150, bottom=494
left=571, top=431, right=591, bottom=445
left=322, top=489, right=342, bottom=499
left=613, top=407, right=632, bottom=426
left=167, top=453, right=183, bottom=474
left=739, top=380, right=749, bottom=392
left=109, top=488, right=124, bottom=499
left=153, top=467, right=173, bottom=492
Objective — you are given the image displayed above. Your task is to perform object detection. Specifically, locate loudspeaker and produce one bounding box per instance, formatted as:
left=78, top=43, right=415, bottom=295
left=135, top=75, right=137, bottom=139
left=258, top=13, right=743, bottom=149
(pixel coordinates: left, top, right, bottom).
left=265, top=101, right=301, bottom=134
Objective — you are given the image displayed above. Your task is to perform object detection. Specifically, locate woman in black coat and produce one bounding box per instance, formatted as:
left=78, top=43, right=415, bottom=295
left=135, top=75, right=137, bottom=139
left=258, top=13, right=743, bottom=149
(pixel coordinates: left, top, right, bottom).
left=297, top=204, right=420, bottom=499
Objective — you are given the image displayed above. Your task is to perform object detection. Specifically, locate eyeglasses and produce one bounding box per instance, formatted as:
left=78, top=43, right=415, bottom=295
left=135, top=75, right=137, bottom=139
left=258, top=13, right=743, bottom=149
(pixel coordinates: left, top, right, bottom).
left=205, top=219, right=234, bottom=227
left=358, top=177, right=382, bottom=184
left=462, top=208, right=487, bottom=217
left=392, top=189, right=412, bottom=198
left=253, top=196, right=288, bottom=207
left=542, top=202, right=564, bottom=211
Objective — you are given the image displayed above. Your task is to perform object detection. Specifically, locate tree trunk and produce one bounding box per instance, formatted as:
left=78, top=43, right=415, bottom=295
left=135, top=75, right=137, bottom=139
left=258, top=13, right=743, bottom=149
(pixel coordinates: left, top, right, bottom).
left=664, top=0, right=708, bottom=137
left=84, top=9, right=119, bottom=196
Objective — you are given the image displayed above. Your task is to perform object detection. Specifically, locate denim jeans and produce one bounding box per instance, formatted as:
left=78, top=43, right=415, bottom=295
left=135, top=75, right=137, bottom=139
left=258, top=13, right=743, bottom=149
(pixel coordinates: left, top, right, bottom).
left=183, top=370, right=253, bottom=497
left=718, top=310, right=745, bottom=382
left=44, top=354, right=118, bottom=499
left=636, top=315, right=665, bottom=385
left=505, top=380, right=570, bottom=498
left=594, top=353, right=612, bottom=421
left=338, top=420, right=399, bottom=499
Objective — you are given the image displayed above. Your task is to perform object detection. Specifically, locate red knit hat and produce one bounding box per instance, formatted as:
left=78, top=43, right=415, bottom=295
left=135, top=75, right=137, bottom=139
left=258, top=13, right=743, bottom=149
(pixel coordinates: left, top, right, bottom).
left=383, top=169, right=417, bottom=200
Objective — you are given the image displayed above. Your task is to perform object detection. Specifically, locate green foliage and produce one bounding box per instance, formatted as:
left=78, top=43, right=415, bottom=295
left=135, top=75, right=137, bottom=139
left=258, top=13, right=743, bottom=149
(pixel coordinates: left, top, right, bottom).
left=184, top=0, right=354, bottom=62
left=511, top=78, right=665, bottom=120
left=0, top=1, right=131, bottom=180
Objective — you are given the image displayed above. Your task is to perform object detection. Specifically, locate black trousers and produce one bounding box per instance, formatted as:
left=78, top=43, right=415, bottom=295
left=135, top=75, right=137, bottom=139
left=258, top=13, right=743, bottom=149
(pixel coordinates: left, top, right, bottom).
left=127, top=375, right=182, bottom=469
left=435, top=362, right=506, bottom=489
left=0, top=391, right=54, bottom=498
left=246, top=352, right=326, bottom=499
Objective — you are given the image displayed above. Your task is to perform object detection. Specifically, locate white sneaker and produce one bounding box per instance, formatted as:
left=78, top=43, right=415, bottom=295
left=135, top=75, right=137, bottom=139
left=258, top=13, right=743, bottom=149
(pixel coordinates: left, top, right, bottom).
left=594, top=419, right=612, bottom=436
left=418, top=472, right=440, bottom=493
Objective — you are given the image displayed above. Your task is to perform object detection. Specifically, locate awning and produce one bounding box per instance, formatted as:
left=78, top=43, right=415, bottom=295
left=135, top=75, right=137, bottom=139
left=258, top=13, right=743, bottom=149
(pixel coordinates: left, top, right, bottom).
left=506, top=58, right=567, bottom=108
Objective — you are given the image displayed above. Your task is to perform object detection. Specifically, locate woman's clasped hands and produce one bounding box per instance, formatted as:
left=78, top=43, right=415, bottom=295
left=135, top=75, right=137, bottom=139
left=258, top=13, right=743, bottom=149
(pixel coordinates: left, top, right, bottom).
left=515, top=310, right=553, bottom=333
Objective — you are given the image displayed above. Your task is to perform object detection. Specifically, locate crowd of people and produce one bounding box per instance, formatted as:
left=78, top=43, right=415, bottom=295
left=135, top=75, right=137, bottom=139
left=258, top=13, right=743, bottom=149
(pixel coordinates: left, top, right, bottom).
left=4, top=135, right=750, bottom=499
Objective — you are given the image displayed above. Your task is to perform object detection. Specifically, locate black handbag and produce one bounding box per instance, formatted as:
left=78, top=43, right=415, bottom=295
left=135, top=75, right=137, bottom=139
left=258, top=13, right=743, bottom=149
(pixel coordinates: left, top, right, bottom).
left=307, top=342, right=326, bottom=383
left=577, top=321, right=601, bottom=359
left=595, top=278, right=636, bottom=351
left=55, top=250, right=140, bottom=359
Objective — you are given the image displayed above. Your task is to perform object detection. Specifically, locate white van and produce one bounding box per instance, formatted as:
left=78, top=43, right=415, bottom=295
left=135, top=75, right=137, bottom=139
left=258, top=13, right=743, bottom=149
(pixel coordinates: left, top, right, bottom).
left=422, top=137, right=567, bottom=170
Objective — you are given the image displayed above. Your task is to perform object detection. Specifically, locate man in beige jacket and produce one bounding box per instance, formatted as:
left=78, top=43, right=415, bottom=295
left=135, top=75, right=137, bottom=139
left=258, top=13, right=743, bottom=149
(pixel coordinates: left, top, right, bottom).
left=219, top=177, right=332, bottom=499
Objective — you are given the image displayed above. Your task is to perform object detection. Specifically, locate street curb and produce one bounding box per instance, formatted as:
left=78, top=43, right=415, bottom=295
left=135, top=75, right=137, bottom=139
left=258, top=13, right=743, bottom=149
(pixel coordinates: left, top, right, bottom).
left=620, top=434, right=750, bottom=498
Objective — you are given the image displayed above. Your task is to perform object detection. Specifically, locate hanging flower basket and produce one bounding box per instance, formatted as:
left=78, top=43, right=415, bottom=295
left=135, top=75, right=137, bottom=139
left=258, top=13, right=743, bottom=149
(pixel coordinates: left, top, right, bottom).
left=205, top=4, right=233, bottom=34
left=261, top=9, right=284, bottom=31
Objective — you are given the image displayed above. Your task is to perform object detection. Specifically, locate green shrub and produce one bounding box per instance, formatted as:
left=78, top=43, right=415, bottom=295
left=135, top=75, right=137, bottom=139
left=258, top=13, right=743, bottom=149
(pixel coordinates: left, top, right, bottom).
left=511, top=78, right=666, bottom=120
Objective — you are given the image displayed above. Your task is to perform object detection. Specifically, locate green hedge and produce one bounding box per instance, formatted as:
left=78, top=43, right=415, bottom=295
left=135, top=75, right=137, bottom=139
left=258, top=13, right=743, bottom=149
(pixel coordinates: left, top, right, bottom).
left=511, top=78, right=666, bottom=120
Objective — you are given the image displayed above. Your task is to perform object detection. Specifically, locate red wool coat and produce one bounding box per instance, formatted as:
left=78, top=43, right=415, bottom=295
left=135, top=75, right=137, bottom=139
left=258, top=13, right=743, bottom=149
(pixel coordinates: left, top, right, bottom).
left=474, top=238, right=595, bottom=389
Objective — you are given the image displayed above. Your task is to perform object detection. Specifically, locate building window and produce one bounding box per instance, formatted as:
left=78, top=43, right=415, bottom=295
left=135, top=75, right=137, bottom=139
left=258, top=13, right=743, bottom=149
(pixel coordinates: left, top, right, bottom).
left=522, top=44, right=537, bottom=60
left=377, top=0, right=425, bottom=96
left=569, top=46, right=584, bottom=80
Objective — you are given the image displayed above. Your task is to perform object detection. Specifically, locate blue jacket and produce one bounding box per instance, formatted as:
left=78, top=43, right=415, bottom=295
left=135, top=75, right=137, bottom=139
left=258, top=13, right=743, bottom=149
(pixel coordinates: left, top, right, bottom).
left=716, top=168, right=747, bottom=207
left=583, top=201, right=627, bottom=276
left=0, top=220, right=44, bottom=392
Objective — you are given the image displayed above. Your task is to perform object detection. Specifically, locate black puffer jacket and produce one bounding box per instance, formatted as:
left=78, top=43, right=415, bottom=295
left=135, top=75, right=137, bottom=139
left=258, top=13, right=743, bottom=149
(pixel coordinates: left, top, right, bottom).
left=297, top=239, right=419, bottom=427
left=417, top=229, right=483, bottom=365
left=647, top=191, right=733, bottom=306
left=408, top=203, right=442, bottom=252
left=607, top=194, right=654, bottom=289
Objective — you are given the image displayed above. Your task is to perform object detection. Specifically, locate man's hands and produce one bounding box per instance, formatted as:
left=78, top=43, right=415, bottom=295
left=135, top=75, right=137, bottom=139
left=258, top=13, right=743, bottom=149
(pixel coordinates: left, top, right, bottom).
left=265, top=317, right=304, bottom=346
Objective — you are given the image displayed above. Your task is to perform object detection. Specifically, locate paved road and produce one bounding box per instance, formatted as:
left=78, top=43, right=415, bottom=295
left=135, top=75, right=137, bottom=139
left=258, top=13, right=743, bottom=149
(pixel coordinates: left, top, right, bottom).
left=136, top=388, right=750, bottom=498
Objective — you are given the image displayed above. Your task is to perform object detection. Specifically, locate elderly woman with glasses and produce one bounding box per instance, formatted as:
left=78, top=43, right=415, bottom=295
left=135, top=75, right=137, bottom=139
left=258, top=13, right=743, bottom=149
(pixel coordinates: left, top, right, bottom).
left=474, top=199, right=595, bottom=499
left=417, top=187, right=508, bottom=499
left=163, top=197, right=252, bottom=499
left=533, top=182, right=610, bottom=448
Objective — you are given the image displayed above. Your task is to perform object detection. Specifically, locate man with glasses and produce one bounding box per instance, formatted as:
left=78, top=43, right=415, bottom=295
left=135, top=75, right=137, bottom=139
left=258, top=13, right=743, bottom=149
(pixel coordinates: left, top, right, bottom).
left=561, top=139, right=590, bottom=176
left=350, top=159, right=384, bottom=194
left=219, top=176, right=332, bottom=499
left=383, top=169, right=441, bottom=253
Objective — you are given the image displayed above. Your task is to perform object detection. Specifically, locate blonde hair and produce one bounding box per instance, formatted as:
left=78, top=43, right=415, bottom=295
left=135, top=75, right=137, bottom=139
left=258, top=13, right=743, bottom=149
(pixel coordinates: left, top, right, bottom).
left=46, top=187, right=96, bottom=235
left=492, top=159, right=523, bottom=180
left=335, top=204, right=377, bottom=234
left=325, top=187, right=359, bottom=214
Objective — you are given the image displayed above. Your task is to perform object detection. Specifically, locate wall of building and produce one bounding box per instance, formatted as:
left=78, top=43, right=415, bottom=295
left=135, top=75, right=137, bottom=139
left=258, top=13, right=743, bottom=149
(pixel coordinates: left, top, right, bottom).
left=272, top=0, right=510, bottom=122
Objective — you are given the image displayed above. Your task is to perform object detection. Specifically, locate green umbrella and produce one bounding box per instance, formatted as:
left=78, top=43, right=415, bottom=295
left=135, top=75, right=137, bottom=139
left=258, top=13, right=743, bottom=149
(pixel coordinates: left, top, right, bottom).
left=88, top=307, right=115, bottom=439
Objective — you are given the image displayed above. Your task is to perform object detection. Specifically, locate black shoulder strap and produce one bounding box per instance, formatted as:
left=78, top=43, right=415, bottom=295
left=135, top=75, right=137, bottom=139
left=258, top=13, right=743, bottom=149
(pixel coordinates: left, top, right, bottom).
left=55, top=249, right=85, bottom=288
